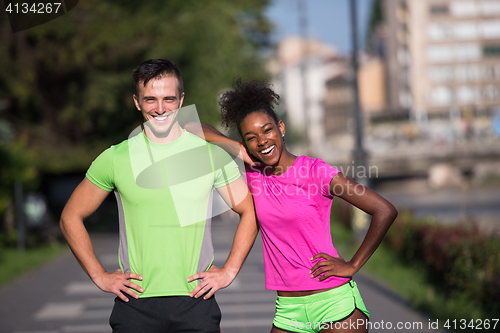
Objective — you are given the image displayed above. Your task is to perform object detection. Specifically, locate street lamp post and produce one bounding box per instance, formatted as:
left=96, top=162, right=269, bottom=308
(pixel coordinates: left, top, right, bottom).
left=349, top=0, right=370, bottom=237
left=298, top=0, right=310, bottom=154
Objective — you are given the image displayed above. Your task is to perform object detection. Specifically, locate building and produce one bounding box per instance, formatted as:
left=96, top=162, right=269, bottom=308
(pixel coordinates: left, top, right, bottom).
left=384, top=0, right=500, bottom=119
left=324, top=68, right=352, bottom=139
left=359, top=56, right=388, bottom=116
left=324, top=55, right=387, bottom=132
left=269, top=36, right=387, bottom=158
left=268, top=36, right=344, bottom=154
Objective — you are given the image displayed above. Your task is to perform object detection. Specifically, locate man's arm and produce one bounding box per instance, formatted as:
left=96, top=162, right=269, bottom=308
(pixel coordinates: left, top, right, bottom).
left=187, top=177, right=258, bottom=299
left=184, top=122, right=261, bottom=166
left=60, top=178, right=143, bottom=302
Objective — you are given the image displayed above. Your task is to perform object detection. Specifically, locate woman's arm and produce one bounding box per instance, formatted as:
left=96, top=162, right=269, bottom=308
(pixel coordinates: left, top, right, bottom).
left=310, top=173, right=398, bottom=280
left=184, top=122, right=260, bottom=166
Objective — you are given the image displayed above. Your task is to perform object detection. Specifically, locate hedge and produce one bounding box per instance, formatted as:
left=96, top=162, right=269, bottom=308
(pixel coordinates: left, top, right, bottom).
left=384, top=212, right=500, bottom=319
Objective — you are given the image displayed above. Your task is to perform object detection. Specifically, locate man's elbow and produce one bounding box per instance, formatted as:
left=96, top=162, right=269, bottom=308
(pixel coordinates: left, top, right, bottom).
left=59, top=215, right=69, bottom=236
left=59, top=211, right=76, bottom=237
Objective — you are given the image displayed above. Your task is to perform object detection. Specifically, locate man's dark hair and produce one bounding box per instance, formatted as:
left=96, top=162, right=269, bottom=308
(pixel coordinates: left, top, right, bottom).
left=132, top=59, right=184, bottom=96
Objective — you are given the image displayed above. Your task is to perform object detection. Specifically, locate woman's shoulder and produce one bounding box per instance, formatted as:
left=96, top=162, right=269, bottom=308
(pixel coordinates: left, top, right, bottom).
left=297, top=155, right=330, bottom=168
left=297, top=156, right=341, bottom=178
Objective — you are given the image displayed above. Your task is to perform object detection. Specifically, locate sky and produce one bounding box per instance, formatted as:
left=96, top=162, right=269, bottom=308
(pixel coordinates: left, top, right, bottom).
left=265, top=0, right=376, bottom=55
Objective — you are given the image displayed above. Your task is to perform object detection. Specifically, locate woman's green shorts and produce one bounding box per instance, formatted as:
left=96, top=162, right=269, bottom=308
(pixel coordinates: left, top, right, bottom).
left=273, top=280, right=369, bottom=333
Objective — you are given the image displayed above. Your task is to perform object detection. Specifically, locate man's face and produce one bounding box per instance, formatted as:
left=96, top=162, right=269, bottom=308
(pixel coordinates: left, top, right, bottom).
left=133, top=75, right=185, bottom=135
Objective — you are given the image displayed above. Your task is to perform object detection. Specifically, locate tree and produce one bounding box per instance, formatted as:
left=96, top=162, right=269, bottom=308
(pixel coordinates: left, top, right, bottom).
left=0, top=0, right=272, bottom=173
left=0, top=120, right=37, bottom=238
left=366, top=0, right=384, bottom=56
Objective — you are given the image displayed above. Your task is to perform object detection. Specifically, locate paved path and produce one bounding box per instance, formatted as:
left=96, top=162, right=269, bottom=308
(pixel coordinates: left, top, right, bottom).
left=1, top=216, right=440, bottom=333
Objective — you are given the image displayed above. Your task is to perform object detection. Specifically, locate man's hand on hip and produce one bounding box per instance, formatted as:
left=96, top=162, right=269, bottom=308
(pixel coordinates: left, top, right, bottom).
left=187, top=265, right=236, bottom=300
left=93, top=269, right=144, bottom=302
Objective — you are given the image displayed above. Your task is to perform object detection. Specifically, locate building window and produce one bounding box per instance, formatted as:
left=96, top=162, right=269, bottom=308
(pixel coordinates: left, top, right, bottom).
left=427, top=46, right=453, bottom=62
left=456, top=86, right=479, bottom=103
left=455, top=66, right=466, bottom=81
left=430, top=87, right=453, bottom=105
left=480, top=21, right=500, bottom=39
left=430, top=4, right=449, bottom=15
left=427, top=24, right=452, bottom=40
left=492, top=65, right=500, bottom=78
left=454, top=22, right=477, bottom=39
left=429, top=67, right=454, bottom=82
left=481, top=1, right=500, bottom=16
left=483, top=65, right=500, bottom=79
left=483, top=44, right=500, bottom=57
left=456, top=44, right=481, bottom=61
left=455, top=65, right=481, bottom=82
left=428, top=44, right=481, bottom=62
left=451, top=1, right=477, bottom=17
left=483, top=85, right=500, bottom=100
left=463, top=65, right=481, bottom=81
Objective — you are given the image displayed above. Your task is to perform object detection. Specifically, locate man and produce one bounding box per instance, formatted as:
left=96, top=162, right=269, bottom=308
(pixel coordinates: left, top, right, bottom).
left=60, top=59, right=258, bottom=332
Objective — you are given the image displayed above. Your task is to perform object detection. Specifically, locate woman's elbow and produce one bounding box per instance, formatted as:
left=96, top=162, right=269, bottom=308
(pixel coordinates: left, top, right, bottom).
left=385, top=203, right=398, bottom=223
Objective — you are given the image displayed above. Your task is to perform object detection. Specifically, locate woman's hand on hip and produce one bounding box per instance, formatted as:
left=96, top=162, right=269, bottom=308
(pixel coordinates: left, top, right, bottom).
left=309, top=252, right=356, bottom=280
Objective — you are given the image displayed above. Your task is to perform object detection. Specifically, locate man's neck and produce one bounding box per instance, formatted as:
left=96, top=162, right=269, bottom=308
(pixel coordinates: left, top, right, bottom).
left=144, top=122, right=184, bottom=144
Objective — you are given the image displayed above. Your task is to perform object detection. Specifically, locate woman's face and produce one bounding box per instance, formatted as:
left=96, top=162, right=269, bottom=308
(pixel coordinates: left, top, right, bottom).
left=240, top=111, right=285, bottom=166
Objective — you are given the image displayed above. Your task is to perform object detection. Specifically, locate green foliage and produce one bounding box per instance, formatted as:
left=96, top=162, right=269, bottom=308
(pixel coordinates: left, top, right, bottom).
left=384, top=213, right=500, bottom=320
left=0, top=0, right=272, bottom=173
left=0, top=130, right=38, bottom=217
left=0, top=242, right=66, bottom=285
left=366, top=0, right=383, bottom=47
left=0, top=229, right=17, bottom=251
left=331, top=206, right=500, bottom=330
left=0, top=119, right=38, bottom=236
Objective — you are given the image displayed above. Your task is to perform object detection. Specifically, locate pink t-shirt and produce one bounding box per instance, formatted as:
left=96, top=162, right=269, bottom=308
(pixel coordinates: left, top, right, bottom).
left=245, top=155, right=350, bottom=291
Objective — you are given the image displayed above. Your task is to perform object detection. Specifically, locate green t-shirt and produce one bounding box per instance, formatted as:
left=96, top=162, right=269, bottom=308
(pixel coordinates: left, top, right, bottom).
left=86, top=129, right=240, bottom=297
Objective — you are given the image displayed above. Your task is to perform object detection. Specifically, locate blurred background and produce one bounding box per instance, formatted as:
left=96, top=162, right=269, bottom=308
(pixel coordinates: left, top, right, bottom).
left=1, top=0, right=499, bottom=332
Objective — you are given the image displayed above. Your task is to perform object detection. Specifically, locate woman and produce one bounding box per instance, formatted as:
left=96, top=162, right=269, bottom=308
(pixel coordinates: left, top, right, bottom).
left=187, top=79, right=397, bottom=333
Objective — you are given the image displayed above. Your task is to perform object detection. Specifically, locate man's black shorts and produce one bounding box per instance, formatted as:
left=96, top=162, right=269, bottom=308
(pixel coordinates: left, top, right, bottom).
left=110, top=295, right=221, bottom=333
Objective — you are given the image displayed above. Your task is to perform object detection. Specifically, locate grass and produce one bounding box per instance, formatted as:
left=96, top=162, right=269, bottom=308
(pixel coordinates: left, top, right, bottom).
left=0, top=243, right=67, bottom=285
left=330, top=221, right=489, bottom=332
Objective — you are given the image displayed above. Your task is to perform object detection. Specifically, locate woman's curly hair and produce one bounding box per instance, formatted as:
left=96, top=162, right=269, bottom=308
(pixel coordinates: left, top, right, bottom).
left=219, top=77, right=280, bottom=135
